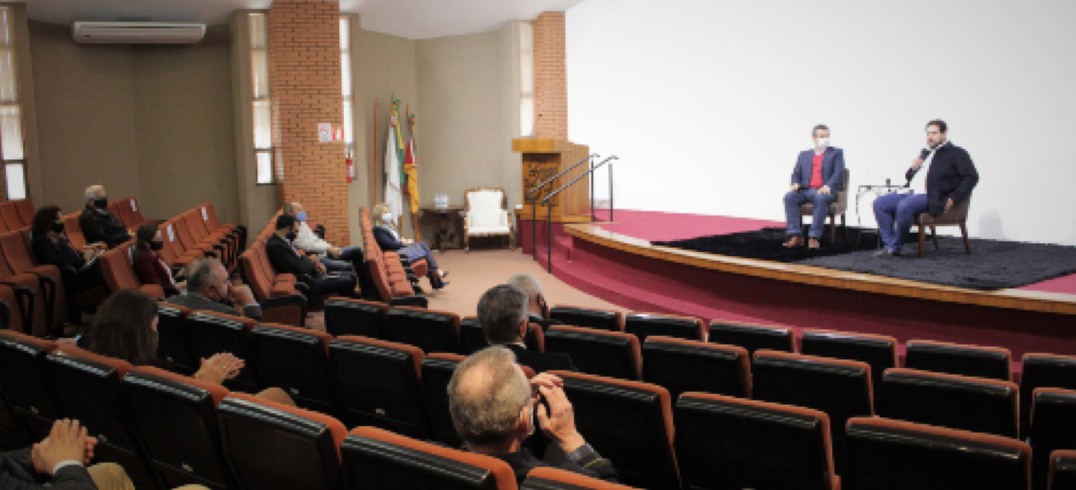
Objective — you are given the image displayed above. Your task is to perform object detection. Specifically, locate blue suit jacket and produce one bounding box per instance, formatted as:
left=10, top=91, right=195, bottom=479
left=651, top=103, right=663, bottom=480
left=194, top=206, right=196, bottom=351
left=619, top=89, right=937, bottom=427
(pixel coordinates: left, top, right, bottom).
left=790, top=147, right=845, bottom=190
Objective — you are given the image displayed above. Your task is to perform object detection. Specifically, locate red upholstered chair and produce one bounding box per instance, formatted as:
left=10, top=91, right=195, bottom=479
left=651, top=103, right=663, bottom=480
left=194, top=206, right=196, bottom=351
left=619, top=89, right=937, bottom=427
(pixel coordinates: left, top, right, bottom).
left=545, top=325, right=642, bottom=380
left=2, top=229, right=66, bottom=331
left=550, top=370, right=679, bottom=489
left=625, top=311, right=706, bottom=342
left=329, top=335, right=431, bottom=439
left=0, top=201, right=25, bottom=230
left=549, top=305, right=625, bottom=332
left=98, top=240, right=166, bottom=299
left=642, top=336, right=751, bottom=400
left=708, top=319, right=794, bottom=356
left=217, top=392, right=346, bottom=490
left=878, top=367, right=1019, bottom=438
left=342, top=426, right=517, bottom=489
left=676, top=392, right=839, bottom=490
left=0, top=240, right=50, bottom=337
left=905, top=338, right=1012, bottom=381
left=238, top=239, right=308, bottom=327
left=13, top=198, right=34, bottom=227
left=844, top=416, right=1030, bottom=490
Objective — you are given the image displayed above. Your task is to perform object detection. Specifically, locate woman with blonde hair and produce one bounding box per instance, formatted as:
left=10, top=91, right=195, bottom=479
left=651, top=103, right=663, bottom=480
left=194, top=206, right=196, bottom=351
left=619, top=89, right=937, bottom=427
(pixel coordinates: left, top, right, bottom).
left=371, top=203, right=448, bottom=289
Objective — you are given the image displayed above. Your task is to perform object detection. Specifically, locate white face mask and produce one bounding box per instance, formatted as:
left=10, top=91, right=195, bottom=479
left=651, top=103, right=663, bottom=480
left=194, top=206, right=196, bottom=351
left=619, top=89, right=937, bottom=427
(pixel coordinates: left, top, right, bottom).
left=381, top=212, right=393, bottom=224
left=815, top=137, right=830, bottom=149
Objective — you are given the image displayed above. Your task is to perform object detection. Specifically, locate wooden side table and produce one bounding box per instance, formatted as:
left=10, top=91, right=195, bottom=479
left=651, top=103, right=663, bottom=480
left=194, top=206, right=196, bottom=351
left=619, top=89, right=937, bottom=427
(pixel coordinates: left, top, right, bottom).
left=419, top=205, right=464, bottom=251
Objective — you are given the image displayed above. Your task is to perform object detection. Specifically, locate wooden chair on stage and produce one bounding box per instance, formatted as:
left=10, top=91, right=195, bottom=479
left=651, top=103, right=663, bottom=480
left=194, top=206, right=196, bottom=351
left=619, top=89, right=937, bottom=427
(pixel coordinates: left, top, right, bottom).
left=915, top=193, right=972, bottom=258
left=799, top=168, right=850, bottom=244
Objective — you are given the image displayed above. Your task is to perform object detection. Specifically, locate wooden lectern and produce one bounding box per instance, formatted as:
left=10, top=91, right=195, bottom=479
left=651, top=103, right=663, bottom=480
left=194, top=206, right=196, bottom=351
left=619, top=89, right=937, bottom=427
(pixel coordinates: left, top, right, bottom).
left=513, top=137, right=592, bottom=223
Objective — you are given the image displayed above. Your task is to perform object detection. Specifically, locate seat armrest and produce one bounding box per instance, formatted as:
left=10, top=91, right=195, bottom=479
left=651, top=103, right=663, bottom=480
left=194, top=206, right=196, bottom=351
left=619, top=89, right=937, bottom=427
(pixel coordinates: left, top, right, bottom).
left=389, top=295, right=428, bottom=308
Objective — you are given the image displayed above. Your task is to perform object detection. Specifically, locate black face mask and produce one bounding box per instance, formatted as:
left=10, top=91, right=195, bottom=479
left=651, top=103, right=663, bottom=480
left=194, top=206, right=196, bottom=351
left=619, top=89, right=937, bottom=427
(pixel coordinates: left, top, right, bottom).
left=150, top=240, right=164, bottom=251
left=286, top=232, right=297, bottom=242
left=51, top=222, right=65, bottom=234
left=93, top=198, right=108, bottom=209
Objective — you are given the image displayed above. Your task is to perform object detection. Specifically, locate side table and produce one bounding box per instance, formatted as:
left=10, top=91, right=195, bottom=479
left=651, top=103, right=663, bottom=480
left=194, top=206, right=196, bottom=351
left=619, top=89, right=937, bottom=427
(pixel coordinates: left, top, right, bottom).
left=419, top=205, right=464, bottom=251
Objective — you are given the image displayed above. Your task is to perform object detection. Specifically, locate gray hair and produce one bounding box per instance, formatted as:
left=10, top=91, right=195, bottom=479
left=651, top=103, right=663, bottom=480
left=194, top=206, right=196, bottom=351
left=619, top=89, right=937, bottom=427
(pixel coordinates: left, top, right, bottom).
left=282, top=202, right=295, bottom=216
left=186, top=258, right=222, bottom=294
left=84, top=185, right=104, bottom=201
left=447, top=346, right=531, bottom=448
left=478, top=284, right=527, bottom=344
left=506, top=273, right=542, bottom=305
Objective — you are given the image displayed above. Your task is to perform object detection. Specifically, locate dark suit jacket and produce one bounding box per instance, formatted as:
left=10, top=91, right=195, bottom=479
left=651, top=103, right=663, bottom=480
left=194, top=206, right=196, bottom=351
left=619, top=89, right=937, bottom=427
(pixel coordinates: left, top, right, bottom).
left=266, top=234, right=314, bottom=276
left=372, top=226, right=404, bottom=251
left=922, top=142, right=979, bottom=216
left=134, top=250, right=178, bottom=297
left=166, top=293, right=263, bottom=321
left=78, top=206, right=128, bottom=248
left=0, top=448, right=96, bottom=489
left=505, top=343, right=575, bottom=373
left=30, top=234, right=84, bottom=272
left=493, top=447, right=619, bottom=485
left=790, top=147, right=845, bottom=190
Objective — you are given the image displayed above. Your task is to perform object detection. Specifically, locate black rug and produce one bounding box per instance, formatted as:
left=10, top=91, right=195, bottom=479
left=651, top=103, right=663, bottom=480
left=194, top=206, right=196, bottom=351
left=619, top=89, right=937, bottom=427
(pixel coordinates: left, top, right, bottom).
left=654, top=227, right=1076, bottom=291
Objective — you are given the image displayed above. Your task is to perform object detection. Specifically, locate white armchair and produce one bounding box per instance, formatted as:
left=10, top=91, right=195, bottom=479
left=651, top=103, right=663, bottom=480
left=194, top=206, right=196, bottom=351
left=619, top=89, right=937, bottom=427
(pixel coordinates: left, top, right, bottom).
left=462, top=187, right=514, bottom=252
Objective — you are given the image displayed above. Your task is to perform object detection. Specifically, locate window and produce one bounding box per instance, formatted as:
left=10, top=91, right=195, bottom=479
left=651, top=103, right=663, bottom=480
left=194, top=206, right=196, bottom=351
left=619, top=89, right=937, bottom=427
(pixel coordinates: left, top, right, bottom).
left=340, top=16, right=354, bottom=154
left=519, top=22, right=535, bottom=136
left=249, top=13, right=275, bottom=184
left=0, top=6, right=27, bottom=199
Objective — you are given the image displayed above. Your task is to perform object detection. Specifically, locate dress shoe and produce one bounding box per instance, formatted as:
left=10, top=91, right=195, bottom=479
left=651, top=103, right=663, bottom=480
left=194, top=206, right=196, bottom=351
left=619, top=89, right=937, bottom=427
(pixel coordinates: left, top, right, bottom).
left=438, top=270, right=449, bottom=279
left=808, top=238, right=820, bottom=250
left=873, top=248, right=900, bottom=257
left=782, top=235, right=804, bottom=248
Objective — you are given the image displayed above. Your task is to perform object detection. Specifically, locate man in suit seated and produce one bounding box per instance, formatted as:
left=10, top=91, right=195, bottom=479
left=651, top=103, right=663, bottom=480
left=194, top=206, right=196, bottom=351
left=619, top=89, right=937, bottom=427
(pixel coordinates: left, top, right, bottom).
left=507, top=273, right=561, bottom=331
left=782, top=124, right=846, bottom=250
left=78, top=185, right=130, bottom=248
left=167, top=258, right=263, bottom=320
left=479, top=284, right=574, bottom=373
left=0, top=418, right=134, bottom=489
left=266, top=214, right=357, bottom=300
left=448, top=346, right=618, bottom=484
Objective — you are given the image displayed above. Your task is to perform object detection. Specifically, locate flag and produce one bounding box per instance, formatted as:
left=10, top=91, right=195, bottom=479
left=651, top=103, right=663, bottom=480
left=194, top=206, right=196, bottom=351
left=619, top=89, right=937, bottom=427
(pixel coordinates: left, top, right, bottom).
left=404, top=114, right=419, bottom=214
left=384, top=102, right=404, bottom=219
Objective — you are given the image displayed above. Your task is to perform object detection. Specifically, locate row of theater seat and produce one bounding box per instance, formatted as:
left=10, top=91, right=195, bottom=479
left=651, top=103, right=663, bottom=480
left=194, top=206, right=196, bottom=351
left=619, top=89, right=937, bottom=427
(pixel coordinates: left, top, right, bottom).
left=359, top=207, right=429, bottom=307
left=7, top=322, right=1074, bottom=490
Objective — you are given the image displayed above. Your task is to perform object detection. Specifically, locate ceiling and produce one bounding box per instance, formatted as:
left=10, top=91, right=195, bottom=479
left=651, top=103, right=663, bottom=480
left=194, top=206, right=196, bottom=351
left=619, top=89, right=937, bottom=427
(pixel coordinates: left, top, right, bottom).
left=21, top=0, right=586, bottom=39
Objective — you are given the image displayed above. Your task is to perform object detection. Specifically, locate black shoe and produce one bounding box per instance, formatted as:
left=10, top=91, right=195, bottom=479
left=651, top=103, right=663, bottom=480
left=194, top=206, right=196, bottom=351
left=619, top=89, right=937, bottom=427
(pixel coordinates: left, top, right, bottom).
left=873, top=248, right=901, bottom=257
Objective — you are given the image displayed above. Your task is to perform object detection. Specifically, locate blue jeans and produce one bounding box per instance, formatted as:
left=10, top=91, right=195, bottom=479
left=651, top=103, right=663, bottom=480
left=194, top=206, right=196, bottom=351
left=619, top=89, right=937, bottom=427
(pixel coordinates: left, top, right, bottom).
left=873, top=192, right=927, bottom=254
left=399, top=242, right=439, bottom=270
left=784, top=188, right=835, bottom=238
left=320, top=245, right=364, bottom=273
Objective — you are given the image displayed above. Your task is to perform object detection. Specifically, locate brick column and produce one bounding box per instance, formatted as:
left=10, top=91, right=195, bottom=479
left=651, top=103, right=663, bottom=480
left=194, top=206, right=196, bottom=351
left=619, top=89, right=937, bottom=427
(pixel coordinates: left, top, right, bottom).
left=268, top=0, right=348, bottom=243
left=533, top=12, right=568, bottom=139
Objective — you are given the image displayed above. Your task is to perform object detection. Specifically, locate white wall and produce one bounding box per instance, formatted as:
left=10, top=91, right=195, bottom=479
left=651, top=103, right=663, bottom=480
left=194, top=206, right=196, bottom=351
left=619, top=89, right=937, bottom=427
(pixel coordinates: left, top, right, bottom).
left=567, top=0, right=1076, bottom=245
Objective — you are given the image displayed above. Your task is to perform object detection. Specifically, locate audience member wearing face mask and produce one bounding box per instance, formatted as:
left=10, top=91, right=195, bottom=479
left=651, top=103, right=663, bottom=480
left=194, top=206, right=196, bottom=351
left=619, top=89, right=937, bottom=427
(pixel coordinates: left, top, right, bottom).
left=30, top=205, right=106, bottom=326
left=132, top=224, right=182, bottom=297
left=264, top=214, right=358, bottom=300
left=77, top=184, right=131, bottom=248
left=370, top=202, right=449, bottom=290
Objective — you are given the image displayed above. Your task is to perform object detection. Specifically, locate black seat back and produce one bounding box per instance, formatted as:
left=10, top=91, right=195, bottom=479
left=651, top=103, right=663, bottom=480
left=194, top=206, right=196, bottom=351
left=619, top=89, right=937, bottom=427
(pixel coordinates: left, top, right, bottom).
left=458, top=317, right=490, bottom=355
left=186, top=311, right=260, bottom=393
left=675, top=392, right=837, bottom=490
left=549, top=305, right=624, bottom=332
left=1030, top=388, right=1076, bottom=490
left=1020, top=353, right=1076, bottom=439
left=420, top=352, right=465, bottom=446
left=708, top=320, right=793, bottom=356
left=878, top=368, right=1018, bottom=438
left=324, top=297, right=389, bottom=339
left=625, top=312, right=705, bottom=343
left=329, top=335, right=430, bottom=438
left=250, top=323, right=339, bottom=416
left=545, top=325, right=641, bottom=380
left=642, top=336, right=750, bottom=400
left=905, top=339, right=1011, bottom=381
left=157, top=304, right=197, bottom=375
left=1050, top=450, right=1076, bottom=490
left=386, top=307, right=460, bottom=354
left=800, top=328, right=897, bottom=392
left=0, top=331, right=59, bottom=440
left=844, top=416, right=1030, bottom=490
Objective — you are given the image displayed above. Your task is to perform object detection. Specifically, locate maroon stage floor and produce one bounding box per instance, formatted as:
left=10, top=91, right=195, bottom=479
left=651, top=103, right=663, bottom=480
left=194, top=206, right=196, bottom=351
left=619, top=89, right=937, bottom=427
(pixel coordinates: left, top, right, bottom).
left=519, top=209, right=1076, bottom=366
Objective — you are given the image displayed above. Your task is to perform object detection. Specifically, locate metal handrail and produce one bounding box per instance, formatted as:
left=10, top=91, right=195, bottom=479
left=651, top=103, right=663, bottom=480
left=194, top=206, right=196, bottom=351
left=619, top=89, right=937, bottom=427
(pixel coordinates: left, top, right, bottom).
left=538, top=155, right=618, bottom=273
left=528, top=153, right=598, bottom=260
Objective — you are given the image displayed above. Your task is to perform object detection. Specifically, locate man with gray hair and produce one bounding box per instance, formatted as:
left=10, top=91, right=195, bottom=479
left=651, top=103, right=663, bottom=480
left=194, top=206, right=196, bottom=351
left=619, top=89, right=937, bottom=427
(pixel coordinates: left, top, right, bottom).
left=478, top=284, right=574, bottom=373
left=78, top=184, right=130, bottom=248
left=506, top=273, right=561, bottom=331
left=447, top=346, right=618, bottom=484
left=167, top=258, right=263, bottom=320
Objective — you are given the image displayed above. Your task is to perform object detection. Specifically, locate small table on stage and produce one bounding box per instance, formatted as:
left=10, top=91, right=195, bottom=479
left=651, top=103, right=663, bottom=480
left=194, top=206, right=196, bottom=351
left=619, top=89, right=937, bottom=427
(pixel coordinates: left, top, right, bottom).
left=856, top=183, right=912, bottom=247
left=419, top=205, right=464, bottom=251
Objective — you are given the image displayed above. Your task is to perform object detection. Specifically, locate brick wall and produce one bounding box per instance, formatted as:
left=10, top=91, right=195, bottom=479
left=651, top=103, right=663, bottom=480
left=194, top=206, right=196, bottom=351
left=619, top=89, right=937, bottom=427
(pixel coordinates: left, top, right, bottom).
left=267, top=0, right=348, bottom=244
left=533, top=12, right=568, bottom=139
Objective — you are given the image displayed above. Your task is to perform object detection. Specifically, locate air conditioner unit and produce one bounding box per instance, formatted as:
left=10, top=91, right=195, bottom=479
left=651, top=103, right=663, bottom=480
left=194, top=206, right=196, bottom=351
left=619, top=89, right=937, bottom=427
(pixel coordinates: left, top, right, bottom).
left=72, top=21, right=206, bottom=44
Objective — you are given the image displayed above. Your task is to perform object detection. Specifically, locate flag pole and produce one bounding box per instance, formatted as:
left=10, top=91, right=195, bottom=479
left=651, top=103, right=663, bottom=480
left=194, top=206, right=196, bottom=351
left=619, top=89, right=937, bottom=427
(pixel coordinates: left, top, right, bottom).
left=406, top=104, right=420, bottom=241
left=371, top=98, right=379, bottom=205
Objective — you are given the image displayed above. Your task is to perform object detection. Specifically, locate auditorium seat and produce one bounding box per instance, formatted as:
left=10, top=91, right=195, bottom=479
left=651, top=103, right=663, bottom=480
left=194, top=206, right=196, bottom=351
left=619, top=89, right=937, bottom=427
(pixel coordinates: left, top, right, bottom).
left=641, top=336, right=750, bottom=400
left=250, top=323, right=340, bottom=417
left=161, top=219, right=204, bottom=269
left=123, top=365, right=236, bottom=490
left=0, top=245, right=49, bottom=337
left=844, top=416, right=1030, bottom=490
left=329, top=335, right=431, bottom=438
left=185, top=311, right=260, bottom=393
left=46, top=346, right=160, bottom=490
left=156, top=303, right=197, bottom=375
left=877, top=367, right=1018, bottom=438
left=545, top=325, right=642, bottom=380
left=549, top=305, right=624, bottom=331
left=800, top=328, right=898, bottom=393
left=99, top=241, right=167, bottom=299
left=708, top=319, right=794, bottom=355
left=324, top=297, right=389, bottom=338
left=521, top=467, right=638, bottom=489
left=0, top=379, right=24, bottom=450
left=1050, top=450, right=1076, bottom=490
left=751, top=349, right=873, bottom=471
left=342, top=426, right=517, bottom=490
left=62, top=211, right=91, bottom=249
left=1, top=230, right=66, bottom=332
left=0, top=200, right=25, bottom=230
left=675, top=392, right=838, bottom=490
left=905, top=339, right=1012, bottom=381
left=386, top=306, right=461, bottom=354
left=13, top=198, right=33, bottom=227
left=0, top=330, right=60, bottom=440
left=460, top=317, right=544, bottom=355
left=1020, top=353, right=1076, bottom=439
left=625, top=312, right=706, bottom=342
left=549, top=370, right=679, bottom=489
left=0, top=279, right=28, bottom=335
left=239, top=239, right=308, bottom=327
left=1030, top=388, right=1076, bottom=490
left=217, top=393, right=346, bottom=490
left=420, top=352, right=466, bottom=446
left=199, top=202, right=245, bottom=252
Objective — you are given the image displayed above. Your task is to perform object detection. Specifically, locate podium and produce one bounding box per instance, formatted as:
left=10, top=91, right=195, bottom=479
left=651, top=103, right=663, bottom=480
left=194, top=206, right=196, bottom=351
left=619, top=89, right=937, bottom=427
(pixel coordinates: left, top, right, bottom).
left=513, top=137, right=592, bottom=223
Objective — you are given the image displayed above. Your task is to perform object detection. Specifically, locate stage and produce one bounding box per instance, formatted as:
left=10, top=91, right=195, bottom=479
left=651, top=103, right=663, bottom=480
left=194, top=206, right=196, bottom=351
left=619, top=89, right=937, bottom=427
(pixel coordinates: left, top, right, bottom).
left=519, top=210, right=1076, bottom=364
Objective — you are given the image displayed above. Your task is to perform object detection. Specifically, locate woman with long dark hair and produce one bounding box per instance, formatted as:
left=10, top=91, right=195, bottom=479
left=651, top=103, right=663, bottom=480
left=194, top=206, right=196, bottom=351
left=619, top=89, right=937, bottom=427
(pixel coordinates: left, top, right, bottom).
left=30, top=205, right=104, bottom=322
left=132, top=224, right=180, bottom=297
